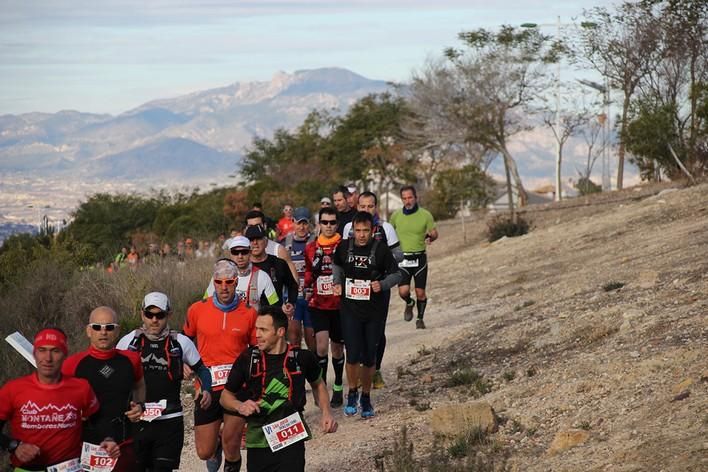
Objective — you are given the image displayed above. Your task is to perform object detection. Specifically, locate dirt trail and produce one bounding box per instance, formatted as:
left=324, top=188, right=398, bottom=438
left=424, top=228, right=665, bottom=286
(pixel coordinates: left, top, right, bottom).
left=182, top=181, right=708, bottom=471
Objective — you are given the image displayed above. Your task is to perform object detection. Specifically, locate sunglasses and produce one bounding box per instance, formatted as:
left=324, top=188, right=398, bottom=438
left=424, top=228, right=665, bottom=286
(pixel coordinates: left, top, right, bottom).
left=320, top=220, right=337, bottom=226
left=214, top=278, right=237, bottom=286
left=143, top=310, right=168, bottom=320
left=230, top=249, right=250, bottom=256
left=89, top=323, right=119, bottom=332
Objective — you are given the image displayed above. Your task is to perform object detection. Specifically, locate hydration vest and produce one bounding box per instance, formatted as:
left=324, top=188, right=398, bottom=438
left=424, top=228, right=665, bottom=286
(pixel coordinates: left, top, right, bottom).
left=127, top=329, right=184, bottom=382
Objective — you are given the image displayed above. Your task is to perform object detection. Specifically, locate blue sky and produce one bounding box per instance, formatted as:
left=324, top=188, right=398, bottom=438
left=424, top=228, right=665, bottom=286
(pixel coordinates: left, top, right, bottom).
left=1, top=0, right=619, bottom=115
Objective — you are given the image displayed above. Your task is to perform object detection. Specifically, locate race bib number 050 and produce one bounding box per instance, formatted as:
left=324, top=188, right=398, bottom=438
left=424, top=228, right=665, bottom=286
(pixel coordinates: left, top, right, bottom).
left=81, top=442, right=117, bottom=472
left=262, top=411, right=308, bottom=452
left=316, top=275, right=334, bottom=295
left=345, top=278, right=371, bottom=300
left=140, top=399, right=167, bottom=422
left=209, top=364, right=232, bottom=387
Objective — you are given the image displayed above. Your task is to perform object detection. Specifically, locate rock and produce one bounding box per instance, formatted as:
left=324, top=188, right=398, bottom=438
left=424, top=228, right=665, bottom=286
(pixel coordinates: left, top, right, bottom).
left=637, top=271, right=659, bottom=289
left=671, top=391, right=690, bottom=402
left=421, top=374, right=433, bottom=384
left=547, top=429, right=590, bottom=455
left=430, top=401, right=497, bottom=436
left=672, top=378, right=693, bottom=395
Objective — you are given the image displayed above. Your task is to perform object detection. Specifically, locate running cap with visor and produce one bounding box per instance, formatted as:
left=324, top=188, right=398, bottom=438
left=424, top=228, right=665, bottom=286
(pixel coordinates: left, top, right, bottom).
left=142, top=291, right=170, bottom=312
left=293, top=207, right=310, bottom=222
left=244, top=225, right=267, bottom=240
left=228, top=236, right=251, bottom=249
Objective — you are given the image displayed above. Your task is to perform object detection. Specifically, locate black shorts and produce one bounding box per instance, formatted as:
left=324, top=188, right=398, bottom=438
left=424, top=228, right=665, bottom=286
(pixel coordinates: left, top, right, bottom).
left=135, top=415, right=184, bottom=470
left=340, top=311, right=385, bottom=368
left=194, top=389, right=250, bottom=425
left=247, top=441, right=305, bottom=472
left=398, top=252, right=428, bottom=289
left=309, top=308, right=344, bottom=343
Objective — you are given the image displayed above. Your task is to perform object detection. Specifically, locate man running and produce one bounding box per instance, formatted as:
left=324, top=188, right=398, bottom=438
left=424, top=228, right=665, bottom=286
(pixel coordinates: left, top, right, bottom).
left=246, top=225, right=297, bottom=319
left=220, top=306, right=337, bottom=472
left=276, top=205, right=295, bottom=242
left=333, top=211, right=401, bottom=418
left=332, top=186, right=355, bottom=237
left=303, top=206, right=345, bottom=407
left=342, top=191, right=403, bottom=389
left=117, top=292, right=213, bottom=472
left=389, top=185, right=438, bottom=329
left=184, top=259, right=259, bottom=472
left=283, top=207, right=316, bottom=350
left=62, top=306, right=146, bottom=472
left=245, top=210, right=298, bottom=283
left=0, top=328, right=119, bottom=470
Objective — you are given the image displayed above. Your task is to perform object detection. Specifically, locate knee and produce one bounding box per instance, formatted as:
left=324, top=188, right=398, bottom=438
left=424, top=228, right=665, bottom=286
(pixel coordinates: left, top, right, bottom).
left=196, top=443, right=216, bottom=461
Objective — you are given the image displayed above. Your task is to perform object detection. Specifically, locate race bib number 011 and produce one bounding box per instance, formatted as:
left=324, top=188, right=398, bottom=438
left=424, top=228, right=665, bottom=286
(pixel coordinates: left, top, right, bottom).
left=140, top=399, right=167, bottom=422
left=81, top=442, right=117, bottom=472
left=262, top=411, right=308, bottom=452
left=345, top=278, right=371, bottom=300
left=47, top=458, right=81, bottom=472
left=316, top=275, right=334, bottom=295
left=210, top=364, right=232, bottom=387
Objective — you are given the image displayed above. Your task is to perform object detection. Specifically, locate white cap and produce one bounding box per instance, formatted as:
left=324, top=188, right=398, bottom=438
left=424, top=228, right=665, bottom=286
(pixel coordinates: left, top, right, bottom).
left=228, top=236, right=251, bottom=249
left=142, top=292, right=170, bottom=311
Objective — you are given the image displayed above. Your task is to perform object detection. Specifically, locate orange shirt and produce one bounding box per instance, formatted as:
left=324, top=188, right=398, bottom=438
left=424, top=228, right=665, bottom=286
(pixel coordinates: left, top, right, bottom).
left=183, top=297, right=258, bottom=389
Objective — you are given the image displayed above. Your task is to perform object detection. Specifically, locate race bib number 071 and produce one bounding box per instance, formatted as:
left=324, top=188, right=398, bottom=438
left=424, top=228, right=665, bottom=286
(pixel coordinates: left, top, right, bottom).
left=262, top=411, right=308, bottom=452
left=209, top=364, right=232, bottom=387
left=345, top=278, right=371, bottom=300
left=81, top=442, right=117, bottom=472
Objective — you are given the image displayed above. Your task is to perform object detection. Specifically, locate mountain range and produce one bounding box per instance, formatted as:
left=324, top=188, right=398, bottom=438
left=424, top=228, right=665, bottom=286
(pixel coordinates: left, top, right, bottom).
left=0, top=68, right=390, bottom=181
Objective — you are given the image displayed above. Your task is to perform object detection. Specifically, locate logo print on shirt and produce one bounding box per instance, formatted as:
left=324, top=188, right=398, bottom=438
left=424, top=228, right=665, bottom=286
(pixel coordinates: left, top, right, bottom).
left=99, top=364, right=115, bottom=379
left=141, top=353, right=169, bottom=367
left=352, top=255, right=371, bottom=268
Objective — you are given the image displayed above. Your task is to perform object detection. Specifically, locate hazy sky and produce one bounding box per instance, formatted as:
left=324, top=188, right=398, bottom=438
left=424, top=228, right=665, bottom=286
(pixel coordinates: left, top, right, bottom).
left=1, top=0, right=619, bottom=115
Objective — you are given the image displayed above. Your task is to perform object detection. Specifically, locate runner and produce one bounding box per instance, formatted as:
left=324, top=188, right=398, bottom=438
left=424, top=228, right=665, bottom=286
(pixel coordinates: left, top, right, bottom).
left=345, top=183, right=359, bottom=210
left=332, top=186, right=355, bottom=237
left=342, top=191, right=403, bottom=389
left=303, top=206, right=346, bottom=407
left=275, top=205, right=295, bottom=242
left=183, top=259, right=259, bottom=472
left=245, top=225, right=297, bottom=320
left=283, top=207, right=316, bottom=350
left=117, top=292, right=213, bottom=472
left=220, top=306, right=337, bottom=472
left=205, top=236, right=279, bottom=311
left=62, top=307, right=146, bottom=472
left=332, top=211, right=401, bottom=418
left=389, top=185, right=438, bottom=329
left=245, top=210, right=299, bottom=283
left=0, top=328, right=119, bottom=470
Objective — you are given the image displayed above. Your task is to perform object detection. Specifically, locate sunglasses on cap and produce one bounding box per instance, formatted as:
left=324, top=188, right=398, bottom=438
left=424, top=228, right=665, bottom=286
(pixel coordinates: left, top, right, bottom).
left=214, top=278, right=237, bottom=286
left=88, top=323, right=119, bottom=332
left=320, top=219, right=337, bottom=226
left=230, top=248, right=250, bottom=256
left=143, top=310, right=168, bottom=320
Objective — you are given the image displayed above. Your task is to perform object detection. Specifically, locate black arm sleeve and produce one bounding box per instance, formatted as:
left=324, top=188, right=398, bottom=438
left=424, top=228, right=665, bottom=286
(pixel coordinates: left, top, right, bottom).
left=0, top=420, right=12, bottom=451
left=281, top=259, right=299, bottom=304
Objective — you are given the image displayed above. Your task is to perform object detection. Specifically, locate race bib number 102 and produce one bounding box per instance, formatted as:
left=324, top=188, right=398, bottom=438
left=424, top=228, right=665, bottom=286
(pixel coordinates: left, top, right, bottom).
left=80, top=442, right=117, bottom=472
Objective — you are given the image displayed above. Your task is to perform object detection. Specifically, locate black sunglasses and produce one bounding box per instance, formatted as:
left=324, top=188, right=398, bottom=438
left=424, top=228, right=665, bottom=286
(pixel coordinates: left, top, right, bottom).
left=231, top=248, right=250, bottom=256
left=320, top=220, right=337, bottom=226
left=143, top=310, right=168, bottom=320
left=88, top=323, right=119, bottom=332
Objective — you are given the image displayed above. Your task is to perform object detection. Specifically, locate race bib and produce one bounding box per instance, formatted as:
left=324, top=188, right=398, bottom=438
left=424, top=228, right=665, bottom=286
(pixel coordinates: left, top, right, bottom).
left=316, top=275, right=334, bottom=295
left=140, top=399, right=167, bottom=422
left=80, top=442, right=118, bottom=472
left=47, top=458, right=81, bottom=472
left=209, top=364, right=232, bottom=387
left=294, top=260, right=306, bottom=274
left=399, top=258, right=419, bottom=268
left=345, top=278, right=371, bottom=301
left=262, top=411, right=308, bottom=452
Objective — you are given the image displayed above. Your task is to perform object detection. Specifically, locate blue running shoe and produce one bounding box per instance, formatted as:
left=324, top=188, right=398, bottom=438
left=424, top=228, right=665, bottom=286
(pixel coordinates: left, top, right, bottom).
left=344, top=391, right=359, bottom=417
left=360, top=394, right=375, bottom=419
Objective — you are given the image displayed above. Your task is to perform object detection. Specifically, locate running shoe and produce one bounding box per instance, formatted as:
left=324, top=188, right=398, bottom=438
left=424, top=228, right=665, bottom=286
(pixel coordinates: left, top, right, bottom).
left=344, top=391, right=359, bottom=417
left=360, top=394, right=376, bottom=419
left=330, top=389, right=343, bottom=408
left=404, top=299, right=415, bottom=322
left=372, top=370, right=386, bottom=389
left=416, top=318, right=426, bottom=329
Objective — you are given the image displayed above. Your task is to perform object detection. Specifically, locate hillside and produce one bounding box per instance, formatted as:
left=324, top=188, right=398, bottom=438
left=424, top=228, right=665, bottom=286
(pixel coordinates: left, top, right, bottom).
left=182, top=182, right=707, bottom=470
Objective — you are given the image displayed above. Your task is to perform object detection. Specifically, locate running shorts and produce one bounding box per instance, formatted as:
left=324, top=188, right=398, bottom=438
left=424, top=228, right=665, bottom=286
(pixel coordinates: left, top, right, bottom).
left=309, top=308, right=344, bottom=343
left=135, top=416, right=184, bottom=471
left=340, top=311, right=385, bottom=368
left=247, top=441, right=305, bottom=472
left=293, top=298, right=313, bottom=328
left=398, top=252, right=428, bottom=289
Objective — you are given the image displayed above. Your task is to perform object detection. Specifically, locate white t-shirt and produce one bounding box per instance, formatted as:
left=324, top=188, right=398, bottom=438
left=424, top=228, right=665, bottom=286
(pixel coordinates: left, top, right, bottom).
left=117, top=330, right=201, bottom=366
left=205, top=265, right=279, bottom=308
left=342, top=220, right=400, bottom=248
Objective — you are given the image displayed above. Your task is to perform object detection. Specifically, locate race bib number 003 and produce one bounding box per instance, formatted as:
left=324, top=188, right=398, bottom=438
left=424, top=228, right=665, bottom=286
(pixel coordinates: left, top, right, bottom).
left=209, top=364, right=232, bottom=387
left=262, top=411, right=308, bottom=452
left=140, top=399, right=167, bottom=422
left=80, top=442, right=117, bottom=472
left=316, top=275, right=334, bottom=295
left=345, top=278, right=371, bottom=300
left=47, top=458, right=81, bottom=472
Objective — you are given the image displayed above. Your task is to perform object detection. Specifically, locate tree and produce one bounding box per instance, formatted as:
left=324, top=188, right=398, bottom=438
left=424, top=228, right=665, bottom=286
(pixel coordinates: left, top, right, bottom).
left=578, top=1, right=663, bottom=189
left=425, top=164, right=495, bottom=219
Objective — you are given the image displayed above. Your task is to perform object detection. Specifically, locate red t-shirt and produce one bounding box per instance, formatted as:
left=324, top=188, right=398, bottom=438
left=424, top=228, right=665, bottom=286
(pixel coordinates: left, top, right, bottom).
left=0, top=374, right=99, bottom=468
left=277, top=216, right=294, bottom=240
left=304, top=237, right=342, bottom=311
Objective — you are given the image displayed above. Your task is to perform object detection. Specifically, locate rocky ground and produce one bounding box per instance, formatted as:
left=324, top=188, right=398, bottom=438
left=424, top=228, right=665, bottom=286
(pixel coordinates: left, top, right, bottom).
left=181, top=181, right=707, bottom=471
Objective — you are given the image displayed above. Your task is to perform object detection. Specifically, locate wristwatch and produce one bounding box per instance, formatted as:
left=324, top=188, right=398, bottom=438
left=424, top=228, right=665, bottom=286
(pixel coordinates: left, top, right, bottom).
left=8, top=439, right=20, bottom=454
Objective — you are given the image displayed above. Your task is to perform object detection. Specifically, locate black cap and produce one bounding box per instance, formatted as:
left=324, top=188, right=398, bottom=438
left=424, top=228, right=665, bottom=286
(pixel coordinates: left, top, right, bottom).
left=244, top=225, right=267, bottom=240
